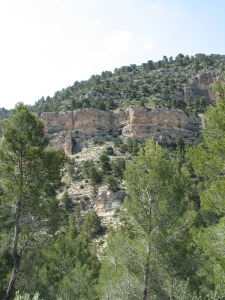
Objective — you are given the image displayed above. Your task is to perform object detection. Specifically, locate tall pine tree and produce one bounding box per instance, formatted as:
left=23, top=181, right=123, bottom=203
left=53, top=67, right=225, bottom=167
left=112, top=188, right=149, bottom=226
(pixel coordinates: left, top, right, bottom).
left=98, top=140, right=196, bottom=299
left=187, top=81, right=225, bottom=297
left=0, top=104, right=65, bottom=299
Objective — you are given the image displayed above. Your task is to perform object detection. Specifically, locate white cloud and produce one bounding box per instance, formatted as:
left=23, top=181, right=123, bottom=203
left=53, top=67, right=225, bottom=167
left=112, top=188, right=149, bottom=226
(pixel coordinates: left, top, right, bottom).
left=82, top=30, right=134, bottom=70
left=91, top=19, right=101, bottom=30
left=173, top=9, right=181, bottom=17
left=106, top=30, right=133, bottom=54
left=72, top=41, right=84, bottom=51
left=142, top=38, right=154, bottom=51
left=84, top=30, right=133, bottom=62
left=150, top=3, right=165, bottom=14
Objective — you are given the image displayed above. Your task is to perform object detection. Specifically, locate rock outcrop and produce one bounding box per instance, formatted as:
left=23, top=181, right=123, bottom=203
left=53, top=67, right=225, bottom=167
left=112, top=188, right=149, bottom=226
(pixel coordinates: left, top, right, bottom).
left=95, top=190, right=125, bottom=216
left=41, top=107, right=201, bottom=155
left=183, top=71, right=221, bottom=104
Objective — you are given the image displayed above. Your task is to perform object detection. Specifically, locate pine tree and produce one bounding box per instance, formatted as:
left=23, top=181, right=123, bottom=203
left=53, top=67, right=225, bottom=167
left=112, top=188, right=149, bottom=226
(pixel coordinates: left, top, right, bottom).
left=187, top=81, right=225, bottom=296
left=0, top=104, right=65, bottom=299
left=98, top=140, right=196, bottom=299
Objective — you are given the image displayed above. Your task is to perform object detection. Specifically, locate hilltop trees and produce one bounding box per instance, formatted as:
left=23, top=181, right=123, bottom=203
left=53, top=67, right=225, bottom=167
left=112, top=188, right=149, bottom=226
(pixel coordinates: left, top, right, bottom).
left=32, top=54, right=225, bottom=113
left=0, top=104, right=65, bottom=299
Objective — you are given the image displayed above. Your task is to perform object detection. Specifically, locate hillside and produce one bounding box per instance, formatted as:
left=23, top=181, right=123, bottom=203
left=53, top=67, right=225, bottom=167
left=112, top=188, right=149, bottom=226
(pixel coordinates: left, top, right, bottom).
left=31, top=53, right=224, bottom=224
left=32, top=53, right=225, bottom=114
left=1, top=53, right=224, bottom=222
left=1, top=55, right=225, bottom=299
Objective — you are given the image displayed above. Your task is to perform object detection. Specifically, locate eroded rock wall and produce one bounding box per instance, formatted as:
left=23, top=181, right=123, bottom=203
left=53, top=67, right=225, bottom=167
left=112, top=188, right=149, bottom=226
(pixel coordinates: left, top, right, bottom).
left=41, top=107, right=201, bottom=155
left=183, top=71, right=221, bottom=104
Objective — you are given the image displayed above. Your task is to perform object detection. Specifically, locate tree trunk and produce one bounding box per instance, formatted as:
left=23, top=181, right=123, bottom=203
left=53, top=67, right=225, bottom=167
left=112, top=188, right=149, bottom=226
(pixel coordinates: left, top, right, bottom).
left=3, top=255, right=21, bottom=300
left=142, top=243, right=151, bottom=300
left=4, top=203, right=21, bottom=300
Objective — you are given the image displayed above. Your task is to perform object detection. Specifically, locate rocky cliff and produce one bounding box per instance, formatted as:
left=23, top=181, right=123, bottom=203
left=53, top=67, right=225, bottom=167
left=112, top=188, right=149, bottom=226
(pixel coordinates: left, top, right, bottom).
left=41, top=106, right=201, bottom=155
left=183, top=71, right=221, bottom=104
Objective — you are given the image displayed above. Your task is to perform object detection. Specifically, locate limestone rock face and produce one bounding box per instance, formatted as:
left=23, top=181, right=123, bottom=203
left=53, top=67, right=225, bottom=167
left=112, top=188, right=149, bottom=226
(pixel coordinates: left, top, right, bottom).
left=40, top=106, right=201, bottom=155
left=121, top=107, right=200, bottom=144
left=95, top=190, right=125, bottom=216
left=183, top=71, right=220, bottom=104
left=124, top=107, right=194, bottom=129
left=45, top=132, right=74, bottom=156
left=73, top=108, right=113, bottom=131
left=41, top=111, right=74, bottom=133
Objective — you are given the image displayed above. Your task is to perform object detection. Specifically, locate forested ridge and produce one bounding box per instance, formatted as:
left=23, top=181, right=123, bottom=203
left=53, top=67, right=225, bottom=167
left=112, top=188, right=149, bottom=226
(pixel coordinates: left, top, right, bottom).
left=1, top=54, right=225, bottom=299
left=31, top=53, right=225, bottom=115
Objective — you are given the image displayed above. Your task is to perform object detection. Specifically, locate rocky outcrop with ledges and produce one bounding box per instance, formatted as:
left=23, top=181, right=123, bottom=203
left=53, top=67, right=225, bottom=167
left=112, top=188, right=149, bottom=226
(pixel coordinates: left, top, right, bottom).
left=41, top=106, right=201, bottom=155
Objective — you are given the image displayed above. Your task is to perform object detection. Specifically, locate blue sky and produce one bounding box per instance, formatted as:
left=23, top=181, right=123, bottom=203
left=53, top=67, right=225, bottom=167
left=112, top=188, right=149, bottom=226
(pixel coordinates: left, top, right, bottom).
left=0, top=0, right=224, bottom=109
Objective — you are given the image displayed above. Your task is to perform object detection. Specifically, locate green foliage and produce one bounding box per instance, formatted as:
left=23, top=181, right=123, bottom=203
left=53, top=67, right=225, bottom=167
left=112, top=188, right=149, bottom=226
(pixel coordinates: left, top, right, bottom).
left=0, top=107, right=10, bottom=119
left=171, top=99, right=187, bottom=110
left=66, top=157, right=75, bottom=178
left=93, top=139, right=105, bottom=146
left=104, top=175, right=120, bottom=192
left=0, top=104, right=65, bottom=299
left=3, top=78, right=225, bottom=299
left=14, top=292, right=42, bottom=300
left=98, top=140, right=196, bottom=299
left=99, top=152, right=111, bottom=173
left=31, top=54, right=225, bottom=113
left=90, top=166, right=102, bottom=185
left=187, top=81, right=225, bottom=219
left=14, top=212, right=100, bottom=299
left=61, top=191, right=72, bottom=211
left=105, top=146, right=114, bottom=155
left=115, top=138, right=142, bottom=155
left=192, top=218, right=225, bottom=297
left=82, top=160, right=102, bottom=185
left=126, top=138, right=140, bottom=155
left=0, top=246, right=13, bottom=299
left=82, top=211, right=102, bottom=238
left=59, top=262, right=98, bottom=300
left=111, top=158, right=126, bottom=178
left=186, top=81, right=225, bottom=297
left=83, top=159, right=95, bottom=177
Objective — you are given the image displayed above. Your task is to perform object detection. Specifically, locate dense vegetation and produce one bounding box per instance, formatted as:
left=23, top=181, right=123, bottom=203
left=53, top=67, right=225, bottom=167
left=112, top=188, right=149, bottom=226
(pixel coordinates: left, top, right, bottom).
left=1, top=55, right=225, bottom=299
left=32, top=54, right=225, bottom=115
left=0, top=108, right=10, bottom=120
